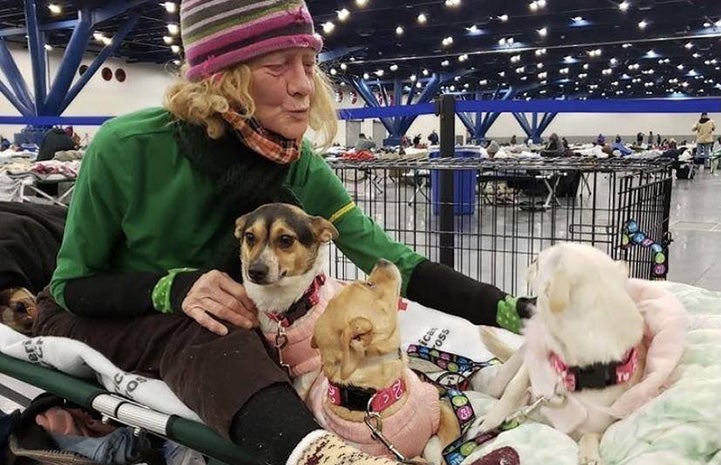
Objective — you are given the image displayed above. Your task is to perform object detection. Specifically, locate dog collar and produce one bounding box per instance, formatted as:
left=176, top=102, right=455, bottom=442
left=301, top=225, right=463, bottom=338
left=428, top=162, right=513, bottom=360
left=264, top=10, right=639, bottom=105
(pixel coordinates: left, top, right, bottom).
left=550, top=347, right=638, bottom=392
left=327, top=376, right=407, bottom=413
left=266, top=274, right=325, bottom=328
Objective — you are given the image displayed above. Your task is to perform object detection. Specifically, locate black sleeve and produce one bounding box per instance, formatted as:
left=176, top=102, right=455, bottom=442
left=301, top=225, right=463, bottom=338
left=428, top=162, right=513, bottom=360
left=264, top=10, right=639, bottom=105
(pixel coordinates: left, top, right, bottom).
left=406, top=260, right=507, bottom=327
left=64, top=272, right=162, bottom=317
left=63, top=270, right=207, bottom=318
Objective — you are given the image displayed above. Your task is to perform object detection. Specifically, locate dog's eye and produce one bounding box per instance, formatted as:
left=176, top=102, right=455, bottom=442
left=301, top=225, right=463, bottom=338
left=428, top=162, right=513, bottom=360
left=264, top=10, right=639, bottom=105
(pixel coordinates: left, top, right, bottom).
left=244, top=232, right=255, bottom=246
left=278, top=235, right=294, bottom=249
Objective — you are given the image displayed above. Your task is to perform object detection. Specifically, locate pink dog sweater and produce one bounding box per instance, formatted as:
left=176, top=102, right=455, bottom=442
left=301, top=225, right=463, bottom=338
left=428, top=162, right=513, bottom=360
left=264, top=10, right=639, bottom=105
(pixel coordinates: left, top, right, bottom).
left=524, top=279, right=688, bottom=433
left=307, top=368, right=441, bottom=458
left=262, top=278, right=344, bottom=378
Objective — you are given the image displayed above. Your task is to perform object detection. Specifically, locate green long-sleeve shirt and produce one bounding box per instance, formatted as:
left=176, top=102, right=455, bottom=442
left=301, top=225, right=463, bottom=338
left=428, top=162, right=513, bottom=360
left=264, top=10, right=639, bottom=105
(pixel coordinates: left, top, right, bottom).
left=50, top=107, right=425, bottom=312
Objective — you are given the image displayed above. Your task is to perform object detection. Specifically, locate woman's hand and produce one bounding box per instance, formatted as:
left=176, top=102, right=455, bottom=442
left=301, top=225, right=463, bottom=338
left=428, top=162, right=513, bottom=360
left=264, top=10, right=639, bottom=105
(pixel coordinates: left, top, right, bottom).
left=181, top=270, right=259, bottom=335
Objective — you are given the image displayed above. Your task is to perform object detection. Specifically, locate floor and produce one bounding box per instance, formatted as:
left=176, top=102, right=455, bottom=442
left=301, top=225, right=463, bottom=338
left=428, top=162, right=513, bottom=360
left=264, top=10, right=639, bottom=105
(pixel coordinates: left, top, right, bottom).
left=666, top=167, right=721, bottom=291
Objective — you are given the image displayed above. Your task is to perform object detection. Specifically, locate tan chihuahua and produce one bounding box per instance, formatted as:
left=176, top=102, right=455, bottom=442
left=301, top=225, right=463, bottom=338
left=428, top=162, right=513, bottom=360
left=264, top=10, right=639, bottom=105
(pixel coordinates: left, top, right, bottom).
left=308, top=260, right=460, bottom=461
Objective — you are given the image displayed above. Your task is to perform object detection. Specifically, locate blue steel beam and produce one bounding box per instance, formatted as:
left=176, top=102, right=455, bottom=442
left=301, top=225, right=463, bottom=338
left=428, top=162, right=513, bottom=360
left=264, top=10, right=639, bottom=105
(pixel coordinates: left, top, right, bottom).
left=513, top=112, right=533, bottom=139
left=44, top=10, right=93, bottom=114
left=397, top=73, right=441, bottom=135
left=0, top=79, right=31, bottom=115
left=318, top=46, right=363, bottom=63
left=0, top=19, right=79, bottom=38
left=60, top=16, right=140, bottom=114
left=537, top=112, right=558, bottom=137
left=349, top=77, right=394, bottom=134
left=392, top=78, right=402, bottom=136
left=0, top=39, right=34, bottom=112
left=90, top=0, right=152, bottom=25
left=458, top=88, right=516, bottom=139
left=24, top=0, right=48, bottom=114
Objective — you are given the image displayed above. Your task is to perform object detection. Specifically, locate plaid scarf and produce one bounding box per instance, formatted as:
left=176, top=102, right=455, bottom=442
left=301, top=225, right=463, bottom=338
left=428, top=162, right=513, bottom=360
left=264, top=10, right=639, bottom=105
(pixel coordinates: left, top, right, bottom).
left=222, top=110, right=300, bottom=164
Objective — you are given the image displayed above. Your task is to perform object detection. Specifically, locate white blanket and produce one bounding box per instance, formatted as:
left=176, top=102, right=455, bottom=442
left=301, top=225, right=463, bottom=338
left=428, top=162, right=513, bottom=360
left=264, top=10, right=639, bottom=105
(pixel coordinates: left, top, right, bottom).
left=0, top=324, right=200, bottom=421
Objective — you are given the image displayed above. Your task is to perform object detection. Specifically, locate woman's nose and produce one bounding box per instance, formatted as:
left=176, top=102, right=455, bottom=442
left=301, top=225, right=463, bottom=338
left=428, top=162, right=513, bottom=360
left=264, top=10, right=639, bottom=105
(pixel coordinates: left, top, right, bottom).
left=287, top=61, right=313, bottom=97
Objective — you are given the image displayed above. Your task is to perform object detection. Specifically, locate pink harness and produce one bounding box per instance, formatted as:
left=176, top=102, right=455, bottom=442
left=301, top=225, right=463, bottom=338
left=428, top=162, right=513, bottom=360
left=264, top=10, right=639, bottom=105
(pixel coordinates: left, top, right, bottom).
left=262, top=277, right=343, bottom=378
left=307, top=368, right=441, bottom=458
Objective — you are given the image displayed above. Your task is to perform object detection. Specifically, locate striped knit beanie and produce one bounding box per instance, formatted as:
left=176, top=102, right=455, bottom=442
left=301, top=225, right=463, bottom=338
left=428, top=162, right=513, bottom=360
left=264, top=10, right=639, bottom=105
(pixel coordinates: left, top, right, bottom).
left=181, top=0, right=323, bottom=82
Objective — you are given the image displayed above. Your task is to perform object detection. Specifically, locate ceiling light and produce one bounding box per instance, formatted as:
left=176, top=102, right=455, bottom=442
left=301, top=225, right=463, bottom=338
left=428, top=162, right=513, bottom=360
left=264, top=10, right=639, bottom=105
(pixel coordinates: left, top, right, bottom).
left=619, top=1, right=630, bottom=11
left=163, top=36, right=173, bottom=44
left=622, top=43, right=632, bottom=48
left=93, top=31, right=105, bottom=41
left=363, top=72, right=370, bottom=79
left=516, top=66, right=525, bottom=73
left=423, top=69, right=429, bottom=76
left=638, top=20, right=647, bottom=29
left=537, top=62, right=544, bottom=69
left=480, top=79, right=488, bottom=85
left=610, top=57, right=618, bottom=65
left=445, top=0, right=461, bottom=6
left=337, top=8, right=350, bottom=21
left=167, top=23, right=179, bottom=35
left=441, top=60, right=450, bottom=67
left=171, top=44, right=180, bottom=53
left=458, top=54, right=468, bottom=62
left=389, top=64, right=398, bottom=71
left=529, top=1, right=538, bottom=11
left=499, top=38, right=506, bottom=45
left=498, top=71, right=506, bottom=77
left=355, top=0, right=368, bottom=6
left=163, top=2, right=177, bottom=13
left=583, top=63, right=589, bottom=69
left=572, top=16, right=583, bottom=22
left=416, top=82, right=422, bottom=88
left=535, top=48, right=546, bottom=56
left=417, top=13, right=427, bottom=24
left=44, top=44, right=53, bottom=51
left=323, top=22, right=335, bottom=34
left=703, top=21, right=712, bottom=28
left=442, top=36, right=454, bottom=46
left=716, top=19, right=721, bottom=27
left=330, top=68, right=337, bottom=75
left=396, top=26, right=404, bottom=35
left=374, top=69, right=384, bottom=77
left=685, top=42, right=694, bottom=49
left=677, top=64, right=684, bottom=70
left=498, top=14, right=508, bottom=22
left=693, top=52, right=701, bottom=58
left=410, top=74, right=417, bottom=82
left=173, top=59, right=181, bottom=66
left=48, top=3, right=61, bottom=14
left=340, top=63, right=347, bottom=71
left=538, top=27, right=547, bottom=36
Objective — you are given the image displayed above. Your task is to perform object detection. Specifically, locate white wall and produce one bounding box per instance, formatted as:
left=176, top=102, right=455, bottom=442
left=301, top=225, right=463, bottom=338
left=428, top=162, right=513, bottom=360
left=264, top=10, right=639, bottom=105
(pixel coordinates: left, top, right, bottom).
left=0, top=44, right=176, bottom=139
left=0, top=48, right=717, bottom=147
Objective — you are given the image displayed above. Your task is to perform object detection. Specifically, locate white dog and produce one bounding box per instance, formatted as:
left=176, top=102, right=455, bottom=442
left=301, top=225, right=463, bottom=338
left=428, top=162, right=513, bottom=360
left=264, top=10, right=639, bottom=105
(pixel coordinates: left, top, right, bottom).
left=480, top=243, right=647, bottom=465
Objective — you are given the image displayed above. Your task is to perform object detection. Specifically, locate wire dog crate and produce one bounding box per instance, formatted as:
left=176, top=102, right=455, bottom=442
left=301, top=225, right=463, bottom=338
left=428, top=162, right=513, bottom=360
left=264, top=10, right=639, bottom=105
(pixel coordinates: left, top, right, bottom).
left=327, top=155, right=673, bottom=295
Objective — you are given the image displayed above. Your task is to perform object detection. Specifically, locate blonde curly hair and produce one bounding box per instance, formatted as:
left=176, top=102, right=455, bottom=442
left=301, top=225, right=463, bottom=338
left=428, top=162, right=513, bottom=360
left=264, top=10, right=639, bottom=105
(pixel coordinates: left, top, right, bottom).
left=164, top=63, right=337, bottom=150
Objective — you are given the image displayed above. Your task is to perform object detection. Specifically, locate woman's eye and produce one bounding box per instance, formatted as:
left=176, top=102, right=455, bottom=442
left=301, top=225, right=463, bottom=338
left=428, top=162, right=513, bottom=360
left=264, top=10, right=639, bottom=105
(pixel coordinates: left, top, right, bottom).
left=278, top=235, right=294, bottom=249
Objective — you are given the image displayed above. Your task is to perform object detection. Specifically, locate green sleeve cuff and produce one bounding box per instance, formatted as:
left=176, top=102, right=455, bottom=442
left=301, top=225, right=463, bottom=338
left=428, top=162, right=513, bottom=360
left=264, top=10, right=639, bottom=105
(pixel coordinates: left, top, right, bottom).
left=152, top=267, right=197, bottom=314
left=496, top=295, right=522, bottom=334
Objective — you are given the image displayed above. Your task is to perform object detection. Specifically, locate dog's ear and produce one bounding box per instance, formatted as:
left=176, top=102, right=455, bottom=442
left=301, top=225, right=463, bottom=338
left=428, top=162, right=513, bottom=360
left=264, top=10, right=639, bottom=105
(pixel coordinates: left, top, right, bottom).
left=234, top=214, right=251, bottom=239
left=311, top=216, right=339, bottom=243
left=546, top=268, right=571, bottom=314
left=340, top=316, right=373, bottom=379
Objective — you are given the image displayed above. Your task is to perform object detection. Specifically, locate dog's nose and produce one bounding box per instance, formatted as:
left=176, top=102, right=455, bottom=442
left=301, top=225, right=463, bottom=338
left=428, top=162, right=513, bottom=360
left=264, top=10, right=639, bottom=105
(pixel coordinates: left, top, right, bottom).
left=247, top=263, right=269, bottom=283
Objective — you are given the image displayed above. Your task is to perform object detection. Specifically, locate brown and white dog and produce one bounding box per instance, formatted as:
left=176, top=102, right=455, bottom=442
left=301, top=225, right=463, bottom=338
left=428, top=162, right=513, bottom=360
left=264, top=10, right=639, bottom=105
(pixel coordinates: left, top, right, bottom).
left=480, top=243, right=647, bottom=465
left=234, top=203, right=343, bottom=398
left=0, top=288, right=37, bottom=335
left=308, top=260, right=460, bottom=461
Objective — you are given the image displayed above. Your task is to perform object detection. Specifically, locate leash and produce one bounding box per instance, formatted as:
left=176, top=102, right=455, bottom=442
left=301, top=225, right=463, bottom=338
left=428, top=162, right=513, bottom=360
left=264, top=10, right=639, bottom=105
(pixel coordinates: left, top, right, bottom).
left=406, top=344, right=502, bottom=391
left=442, top=395, right=555, bottom=465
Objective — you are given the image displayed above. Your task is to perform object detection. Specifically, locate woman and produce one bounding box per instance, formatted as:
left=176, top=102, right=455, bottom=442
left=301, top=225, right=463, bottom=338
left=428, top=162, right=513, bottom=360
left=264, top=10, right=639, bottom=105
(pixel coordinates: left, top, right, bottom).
left=33, top=2, right=527, bottom=464
left=692, top=112, right=716, bottom=164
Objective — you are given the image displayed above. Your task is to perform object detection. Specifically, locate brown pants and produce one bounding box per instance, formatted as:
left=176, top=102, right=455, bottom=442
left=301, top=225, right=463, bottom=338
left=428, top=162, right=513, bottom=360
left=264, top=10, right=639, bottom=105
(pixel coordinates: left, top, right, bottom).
left=32, top=290, right=290, bottom=438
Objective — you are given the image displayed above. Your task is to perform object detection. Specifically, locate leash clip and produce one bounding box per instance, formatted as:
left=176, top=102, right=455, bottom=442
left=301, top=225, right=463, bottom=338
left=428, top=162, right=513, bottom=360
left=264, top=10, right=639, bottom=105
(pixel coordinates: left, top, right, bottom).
left=365, top=394, right=408, bottom=462
left=275, top=324, right=291, bottom=376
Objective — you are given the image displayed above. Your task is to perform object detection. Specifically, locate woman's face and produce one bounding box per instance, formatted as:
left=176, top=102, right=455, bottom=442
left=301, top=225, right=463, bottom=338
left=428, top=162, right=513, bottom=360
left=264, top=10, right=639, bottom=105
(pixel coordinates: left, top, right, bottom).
left=248, top=48, right=316, bottom=141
